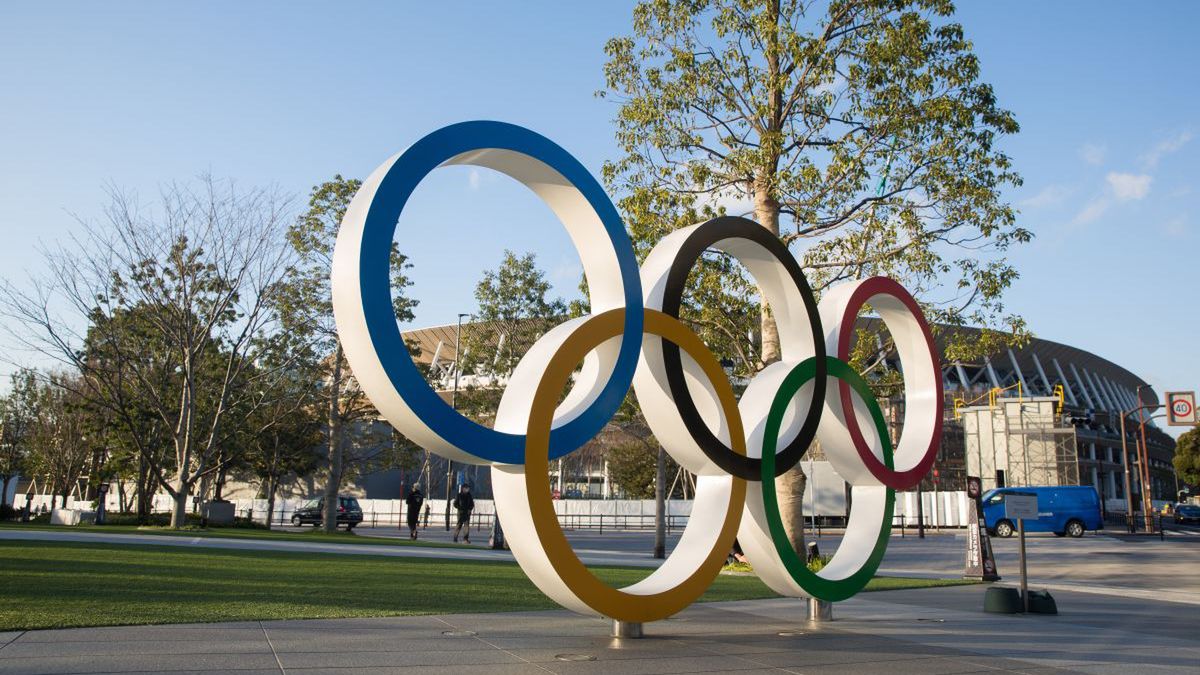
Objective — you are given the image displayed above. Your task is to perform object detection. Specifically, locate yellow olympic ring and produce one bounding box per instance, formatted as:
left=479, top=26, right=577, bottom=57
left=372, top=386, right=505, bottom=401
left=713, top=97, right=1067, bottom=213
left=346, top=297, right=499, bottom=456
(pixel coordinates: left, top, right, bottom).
left=507, top=308, right=746, bottom=622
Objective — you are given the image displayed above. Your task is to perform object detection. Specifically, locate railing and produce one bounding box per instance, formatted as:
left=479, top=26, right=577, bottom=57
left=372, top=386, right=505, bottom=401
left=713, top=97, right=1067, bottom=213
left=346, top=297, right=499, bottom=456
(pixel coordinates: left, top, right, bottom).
left=1101, top=511, right=1187, bottom=540
left=240, top=506, right=692, bottom=534
left=239, top=508, right=916, bottom=538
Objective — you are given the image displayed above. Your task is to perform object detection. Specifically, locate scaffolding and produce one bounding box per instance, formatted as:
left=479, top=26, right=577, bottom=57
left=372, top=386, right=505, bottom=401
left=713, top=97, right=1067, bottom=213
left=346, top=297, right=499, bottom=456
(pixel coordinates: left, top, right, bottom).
left=961, top=396, right=1079, bottom=492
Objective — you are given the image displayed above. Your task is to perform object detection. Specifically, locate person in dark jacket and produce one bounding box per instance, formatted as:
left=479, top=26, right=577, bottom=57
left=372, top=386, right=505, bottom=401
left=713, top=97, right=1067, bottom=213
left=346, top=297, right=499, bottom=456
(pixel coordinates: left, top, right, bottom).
left=452, top=483, right=475, bottom=543
left=404, top=487, right=425, bottom=540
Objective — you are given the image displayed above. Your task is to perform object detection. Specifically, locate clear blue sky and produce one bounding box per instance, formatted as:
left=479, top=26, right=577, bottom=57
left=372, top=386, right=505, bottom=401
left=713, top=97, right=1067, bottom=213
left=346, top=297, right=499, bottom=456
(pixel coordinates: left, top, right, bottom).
left=1, top=2, right=1196, bottom=435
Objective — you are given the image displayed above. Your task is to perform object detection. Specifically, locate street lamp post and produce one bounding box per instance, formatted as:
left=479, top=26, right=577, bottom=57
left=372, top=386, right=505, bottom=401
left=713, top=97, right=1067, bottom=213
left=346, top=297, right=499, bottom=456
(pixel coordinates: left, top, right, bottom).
left=445, top=312, right=469, bottom=530
left=1119, top=388, right=1162, bottom=531
left=1120, top=411, right=1134, bottom=530
left=1136, top=385, right=1154, bottom=528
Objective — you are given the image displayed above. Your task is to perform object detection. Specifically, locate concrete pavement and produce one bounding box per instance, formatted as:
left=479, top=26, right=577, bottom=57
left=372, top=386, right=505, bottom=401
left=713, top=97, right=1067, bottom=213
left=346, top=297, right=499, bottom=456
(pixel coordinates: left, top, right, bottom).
left=1, top=585, right=1198, bottom=674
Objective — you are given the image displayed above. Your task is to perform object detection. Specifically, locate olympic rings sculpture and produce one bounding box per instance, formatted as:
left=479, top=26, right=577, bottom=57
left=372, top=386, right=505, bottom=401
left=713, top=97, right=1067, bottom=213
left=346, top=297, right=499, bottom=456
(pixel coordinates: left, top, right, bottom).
left=332, top=121, right=943, bottom=622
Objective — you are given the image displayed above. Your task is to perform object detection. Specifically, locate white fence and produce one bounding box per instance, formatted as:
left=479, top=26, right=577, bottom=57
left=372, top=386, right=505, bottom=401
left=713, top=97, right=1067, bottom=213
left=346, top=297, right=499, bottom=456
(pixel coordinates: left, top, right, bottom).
left=19, top=483, right=1162, bottom=532
left=12, top=492, right=696, bottom=531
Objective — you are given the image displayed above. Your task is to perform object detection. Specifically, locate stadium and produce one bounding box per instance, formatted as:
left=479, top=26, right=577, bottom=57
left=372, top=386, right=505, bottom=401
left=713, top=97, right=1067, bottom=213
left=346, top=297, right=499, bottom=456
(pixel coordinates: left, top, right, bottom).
left=395, top=317, right=1180, bottom=521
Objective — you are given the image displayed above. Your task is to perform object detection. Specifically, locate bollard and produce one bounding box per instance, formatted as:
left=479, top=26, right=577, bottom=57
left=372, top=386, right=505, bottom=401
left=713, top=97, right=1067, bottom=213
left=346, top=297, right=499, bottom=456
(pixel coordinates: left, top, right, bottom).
left=612, top=620, right=643, bottom=638
left=806, top=598, right=833, bottom=622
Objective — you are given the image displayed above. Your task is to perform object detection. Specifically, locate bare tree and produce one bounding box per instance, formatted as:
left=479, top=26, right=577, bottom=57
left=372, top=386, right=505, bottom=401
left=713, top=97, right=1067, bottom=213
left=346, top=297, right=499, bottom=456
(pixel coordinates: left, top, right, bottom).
left=0, top=178, right=293, bottom=527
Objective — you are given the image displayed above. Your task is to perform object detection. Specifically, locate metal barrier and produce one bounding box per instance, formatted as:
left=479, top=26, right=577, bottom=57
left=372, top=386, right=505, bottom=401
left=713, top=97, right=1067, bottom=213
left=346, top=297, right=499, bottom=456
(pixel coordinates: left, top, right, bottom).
left=239, top=506, right=914, bottom=537
left=1101, top=511, right=1173, bottom=538
left=241, top=506, right=692, bottom=534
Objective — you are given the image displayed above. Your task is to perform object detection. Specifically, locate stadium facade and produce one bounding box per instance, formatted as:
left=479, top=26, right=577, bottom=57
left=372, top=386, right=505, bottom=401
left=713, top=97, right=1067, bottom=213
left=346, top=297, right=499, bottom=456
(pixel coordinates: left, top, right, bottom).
left=402, top=318, right=1179, bottom=514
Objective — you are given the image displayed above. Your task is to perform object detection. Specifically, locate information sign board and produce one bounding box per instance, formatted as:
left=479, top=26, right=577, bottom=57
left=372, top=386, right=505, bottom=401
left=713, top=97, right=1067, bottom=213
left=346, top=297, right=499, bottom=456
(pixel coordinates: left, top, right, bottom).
left=1005, top=492, right=1038, bottom=521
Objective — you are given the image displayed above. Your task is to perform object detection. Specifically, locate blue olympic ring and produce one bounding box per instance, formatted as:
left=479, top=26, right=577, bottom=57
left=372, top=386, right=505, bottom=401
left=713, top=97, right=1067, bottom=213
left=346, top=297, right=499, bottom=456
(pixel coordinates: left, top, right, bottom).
left=354, top=121, right=643, bottom=464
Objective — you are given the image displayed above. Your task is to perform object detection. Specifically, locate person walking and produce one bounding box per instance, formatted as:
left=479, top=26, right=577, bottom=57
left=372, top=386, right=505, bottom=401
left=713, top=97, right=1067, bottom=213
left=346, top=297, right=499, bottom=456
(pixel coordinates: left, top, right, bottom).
left=404, top=486, right=425, bottom=540
left=452, top=483, right=475, bottom=544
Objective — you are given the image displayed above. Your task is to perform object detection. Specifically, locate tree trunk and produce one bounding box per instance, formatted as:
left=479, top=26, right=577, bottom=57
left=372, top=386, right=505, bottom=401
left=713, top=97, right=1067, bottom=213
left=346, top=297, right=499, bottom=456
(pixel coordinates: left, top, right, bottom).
left=265, top=476, right=278, bottom=531
left=117, top=479, right=129, bottom=514
left=653, top=444, right=666, bottom=559
left=0, top=475, right=9, bottom=507
left=754, top=174, right=806, bottom=556
left=323, top=346, right=345, bottom=533
left=214, top=460, right=227, bottom=501
left=169, top=473, right=189, bottom=528
left=136, top=456, right=150, bottom=521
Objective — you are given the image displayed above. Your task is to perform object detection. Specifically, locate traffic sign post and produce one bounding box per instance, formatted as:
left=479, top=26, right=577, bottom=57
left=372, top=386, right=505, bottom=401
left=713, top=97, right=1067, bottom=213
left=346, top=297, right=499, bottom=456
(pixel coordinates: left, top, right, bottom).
left=1165, top=391, right=1197, bottom=426
left=1004, top=492, right=1038, bottom=613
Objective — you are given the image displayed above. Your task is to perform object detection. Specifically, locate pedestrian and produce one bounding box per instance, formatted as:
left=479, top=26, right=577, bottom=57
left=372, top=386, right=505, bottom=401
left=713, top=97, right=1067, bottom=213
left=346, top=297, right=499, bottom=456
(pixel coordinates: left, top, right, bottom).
left=423, top=502, right=430, bottom=529
left=404, top=486, right=424, bottom=540
left=452, top=483, right=475, bottom=543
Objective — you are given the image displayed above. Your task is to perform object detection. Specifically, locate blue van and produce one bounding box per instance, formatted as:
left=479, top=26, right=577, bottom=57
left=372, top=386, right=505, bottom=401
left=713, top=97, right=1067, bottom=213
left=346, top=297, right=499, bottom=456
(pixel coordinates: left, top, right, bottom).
left=981, top=486, right=1103, bottom=538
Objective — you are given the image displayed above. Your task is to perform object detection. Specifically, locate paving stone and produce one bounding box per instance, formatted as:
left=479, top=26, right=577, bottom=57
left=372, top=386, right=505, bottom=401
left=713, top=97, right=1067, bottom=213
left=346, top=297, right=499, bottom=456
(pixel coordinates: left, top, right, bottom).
left=0, top=635, right=22, bottom=653
left=266, top=634, right=496, bottom=654
left=0, top=639, right=272, bottom=659
left=542, top=653, right=783, bottom=674
left=303, top=667, right=551, bottom=675
left=0, top=652, right=282, bottom=674
left=13, top=625, right=264, bottom=644
left=276, top=647, right=523, bottom=670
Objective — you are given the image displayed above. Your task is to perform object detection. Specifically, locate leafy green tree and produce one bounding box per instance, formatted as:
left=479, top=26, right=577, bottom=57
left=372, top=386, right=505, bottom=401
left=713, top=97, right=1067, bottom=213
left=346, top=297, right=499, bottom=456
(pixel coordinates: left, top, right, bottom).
left=424, top=250, right=565, bottom=499
left=25, top=374, right=93, bottom=510
left=462, top=250, right=567, bottom=378
left=0, top=369, right=39, bottom=507
left=80, top=304, right=181, bottom=519
left=601, top=0, right=1027, bottom=555
left=279, top=176, right=417, bottom=532
left=1174, top=425, right=1200, bottom=488
left=607, top=443, right=661, bottom=499
left=457, top=250, right=566, bottom=422
left=239, top=350, right=322, bottom=528
left=606, top=440, right=683, bottom=500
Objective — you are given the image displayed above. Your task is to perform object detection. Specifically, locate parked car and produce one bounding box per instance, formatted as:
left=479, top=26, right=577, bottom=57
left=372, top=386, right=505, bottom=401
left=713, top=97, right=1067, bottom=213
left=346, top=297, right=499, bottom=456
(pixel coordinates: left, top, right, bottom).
left=1174, top=504, right=1200, bottom=524
left=982, top=485, right=1102, bottom=538
left=291, top=496, right=363, bottom=529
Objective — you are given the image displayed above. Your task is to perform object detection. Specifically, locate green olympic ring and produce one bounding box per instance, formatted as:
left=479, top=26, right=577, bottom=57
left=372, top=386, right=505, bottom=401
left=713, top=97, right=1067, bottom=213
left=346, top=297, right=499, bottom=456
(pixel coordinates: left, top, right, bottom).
left=760, top=356, right=896, bottom=602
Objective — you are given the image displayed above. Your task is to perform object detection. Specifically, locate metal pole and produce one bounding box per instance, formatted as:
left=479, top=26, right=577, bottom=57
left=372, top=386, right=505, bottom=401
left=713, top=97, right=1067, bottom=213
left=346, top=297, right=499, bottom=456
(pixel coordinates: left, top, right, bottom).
left=1136, top=389, right=1153, bottom=529
left=1136, top=435, right=1152, bottom=528
left=446, top=312, right=468, bottom=531
left=916, top=481, right=925, bottom=539
left=1018, top=517, right=1028, bottom=613
left=1119, top=413, right=1134, bottom=525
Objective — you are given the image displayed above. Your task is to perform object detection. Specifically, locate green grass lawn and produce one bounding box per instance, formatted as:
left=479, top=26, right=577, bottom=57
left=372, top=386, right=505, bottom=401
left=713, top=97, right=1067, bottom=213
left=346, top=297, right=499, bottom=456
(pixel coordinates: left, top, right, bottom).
left=0, top=540, right=978, bottom=631
left=0, top=521, right=475, bottom=549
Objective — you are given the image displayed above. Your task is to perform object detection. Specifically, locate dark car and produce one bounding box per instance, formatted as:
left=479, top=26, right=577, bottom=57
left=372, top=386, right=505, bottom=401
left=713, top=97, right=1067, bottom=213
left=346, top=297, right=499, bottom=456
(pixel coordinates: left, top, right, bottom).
left=1174, top=505, right=1200, bottom=524
left=291, top=496, right=364, bottom=530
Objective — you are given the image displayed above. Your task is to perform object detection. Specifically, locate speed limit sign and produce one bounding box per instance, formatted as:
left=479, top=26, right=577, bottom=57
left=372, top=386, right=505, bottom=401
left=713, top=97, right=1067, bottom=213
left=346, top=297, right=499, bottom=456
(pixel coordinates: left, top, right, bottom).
left=1166, top=391, right=1198, bottom=426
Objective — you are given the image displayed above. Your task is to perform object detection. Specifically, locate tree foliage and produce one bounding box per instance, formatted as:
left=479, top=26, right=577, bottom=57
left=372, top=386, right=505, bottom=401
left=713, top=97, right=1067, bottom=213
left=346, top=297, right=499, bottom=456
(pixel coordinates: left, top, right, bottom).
left=0, top=178, right=295, bottom=526
left=456, top=250, right=566, bottom=422
left=602, top=0, right=1029, bottom=367
left=1174, top=426, right=1200, bottom=488
left=279, top=175, right=417, bottom=532
left=0, top=370, right=40, bottom=506
left=24, top=374, right=93, bottom=509
left=606, top=441, right=683, bottom=499
left=601, top=0, right=1027, bottom=553
left=462, top=250, right=566, bottom=378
